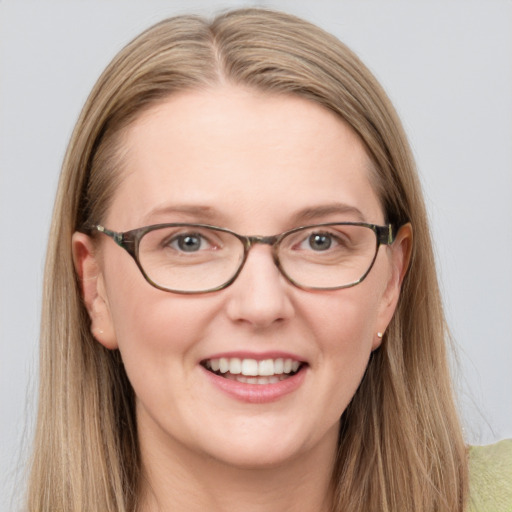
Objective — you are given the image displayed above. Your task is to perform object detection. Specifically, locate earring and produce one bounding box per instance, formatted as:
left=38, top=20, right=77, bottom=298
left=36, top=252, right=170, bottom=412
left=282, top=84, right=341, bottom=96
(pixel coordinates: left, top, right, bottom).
left=377, top=332, right=383, bottom=339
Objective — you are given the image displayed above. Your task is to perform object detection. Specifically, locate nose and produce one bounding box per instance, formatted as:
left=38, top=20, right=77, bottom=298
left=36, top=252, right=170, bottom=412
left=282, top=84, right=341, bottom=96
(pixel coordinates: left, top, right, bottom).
left=225, top=245, right=295, bottom=329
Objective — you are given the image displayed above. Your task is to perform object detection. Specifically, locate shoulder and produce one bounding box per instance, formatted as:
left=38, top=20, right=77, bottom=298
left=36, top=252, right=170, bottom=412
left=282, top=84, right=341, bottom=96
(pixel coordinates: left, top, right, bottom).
left=468, top=439, right=512, bottom=512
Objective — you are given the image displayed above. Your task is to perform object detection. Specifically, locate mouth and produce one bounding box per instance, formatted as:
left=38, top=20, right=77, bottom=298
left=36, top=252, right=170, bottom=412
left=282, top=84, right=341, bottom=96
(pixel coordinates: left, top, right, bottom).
left=201, top=357, right=306, bottom=385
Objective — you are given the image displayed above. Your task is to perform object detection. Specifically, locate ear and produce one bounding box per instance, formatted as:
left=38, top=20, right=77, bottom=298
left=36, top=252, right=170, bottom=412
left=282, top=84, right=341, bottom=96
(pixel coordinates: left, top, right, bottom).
left=373, top=223, right=413, bottom=349
left=72, top=231, right=118, bottom=349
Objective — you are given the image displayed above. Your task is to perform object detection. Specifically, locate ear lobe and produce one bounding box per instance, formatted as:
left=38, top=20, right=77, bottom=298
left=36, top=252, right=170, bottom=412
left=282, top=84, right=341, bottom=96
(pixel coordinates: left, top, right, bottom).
left=72, top=231, right=118, bottom=350
left=374, top=223, right=413, bottom=349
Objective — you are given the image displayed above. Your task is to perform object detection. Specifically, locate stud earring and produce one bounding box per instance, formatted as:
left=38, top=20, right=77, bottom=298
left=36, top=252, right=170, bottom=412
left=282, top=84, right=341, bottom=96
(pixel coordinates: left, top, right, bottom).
left=377, top=332, right=383, bottom=339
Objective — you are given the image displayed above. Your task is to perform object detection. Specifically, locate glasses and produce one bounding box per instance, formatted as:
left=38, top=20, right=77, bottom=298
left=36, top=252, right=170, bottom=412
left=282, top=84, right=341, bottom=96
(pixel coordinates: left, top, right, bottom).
left=88, top=222, right=396, bottom=294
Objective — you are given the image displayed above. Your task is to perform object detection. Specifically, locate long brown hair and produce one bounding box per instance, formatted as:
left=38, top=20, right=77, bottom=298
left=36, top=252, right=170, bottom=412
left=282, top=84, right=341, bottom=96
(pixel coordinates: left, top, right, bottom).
left=27, top=8, right=468, bottom=511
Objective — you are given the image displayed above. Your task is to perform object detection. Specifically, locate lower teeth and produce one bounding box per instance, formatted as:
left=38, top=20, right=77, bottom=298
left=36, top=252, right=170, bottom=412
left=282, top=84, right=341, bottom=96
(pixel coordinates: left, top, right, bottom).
left=223, top=374, right=288, bottom=384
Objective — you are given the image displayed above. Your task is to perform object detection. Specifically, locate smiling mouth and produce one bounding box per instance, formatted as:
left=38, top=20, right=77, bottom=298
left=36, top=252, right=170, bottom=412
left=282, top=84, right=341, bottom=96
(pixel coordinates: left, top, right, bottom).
left=201, top=357, right=306, bottom=385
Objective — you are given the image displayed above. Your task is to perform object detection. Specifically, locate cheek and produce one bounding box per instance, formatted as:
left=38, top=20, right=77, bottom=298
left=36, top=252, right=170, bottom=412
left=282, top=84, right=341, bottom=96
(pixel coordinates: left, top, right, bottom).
left=304, top=283, right=382, bottom=352
left=103, top=279, right=224, bottom=440
left=298, top=282, right=385, bottom=414
left=109, top=290, right=213, bottom=360
left=101, top=252, right=218, bottom=377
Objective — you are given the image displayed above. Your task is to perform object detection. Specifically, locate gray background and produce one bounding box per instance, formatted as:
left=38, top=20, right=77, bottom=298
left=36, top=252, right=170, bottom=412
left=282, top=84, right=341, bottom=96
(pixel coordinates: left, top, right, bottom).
left=1, top=1, right=511, bottom=510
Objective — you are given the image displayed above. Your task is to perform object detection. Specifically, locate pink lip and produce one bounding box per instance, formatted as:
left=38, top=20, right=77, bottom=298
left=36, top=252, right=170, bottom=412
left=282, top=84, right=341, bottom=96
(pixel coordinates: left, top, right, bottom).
left=200, top=364, right=307, bottom=404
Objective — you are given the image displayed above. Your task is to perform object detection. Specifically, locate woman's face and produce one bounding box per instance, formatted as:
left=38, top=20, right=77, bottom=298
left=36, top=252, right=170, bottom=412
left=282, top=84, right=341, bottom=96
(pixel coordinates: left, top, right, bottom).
left=74, top=86, right=408, bottom=469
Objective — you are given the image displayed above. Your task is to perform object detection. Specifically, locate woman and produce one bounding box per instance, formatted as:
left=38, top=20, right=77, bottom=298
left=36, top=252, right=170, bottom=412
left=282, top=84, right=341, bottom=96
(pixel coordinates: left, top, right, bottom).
left=26, top=8, right=509, bottom=512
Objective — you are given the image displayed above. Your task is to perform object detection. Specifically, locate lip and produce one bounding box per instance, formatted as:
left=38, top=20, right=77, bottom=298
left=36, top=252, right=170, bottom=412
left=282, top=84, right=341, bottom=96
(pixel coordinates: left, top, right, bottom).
left=199, top=351, right=308, bottom=404
left=200, top=364, right=307, bottom=404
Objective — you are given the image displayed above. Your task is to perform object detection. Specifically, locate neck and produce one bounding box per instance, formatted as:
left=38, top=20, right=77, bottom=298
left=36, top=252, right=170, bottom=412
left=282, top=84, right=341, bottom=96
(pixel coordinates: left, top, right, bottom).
left=137, top=423, right=337, bottom=512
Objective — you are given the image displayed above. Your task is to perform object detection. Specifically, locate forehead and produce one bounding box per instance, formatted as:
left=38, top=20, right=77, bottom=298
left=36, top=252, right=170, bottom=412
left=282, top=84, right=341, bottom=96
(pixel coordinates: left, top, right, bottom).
left=108, top=86, right=383, bottom=231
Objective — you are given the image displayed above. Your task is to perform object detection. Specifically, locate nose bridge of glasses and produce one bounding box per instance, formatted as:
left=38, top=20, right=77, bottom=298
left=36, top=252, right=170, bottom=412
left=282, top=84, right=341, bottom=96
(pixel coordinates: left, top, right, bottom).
left=245, top=234, right=279, bottom=248
left=234, top=234, right=286, bottom=288
left=244, top=234, right=282, bottom=259
left=240, top=234, right=282, bottom=272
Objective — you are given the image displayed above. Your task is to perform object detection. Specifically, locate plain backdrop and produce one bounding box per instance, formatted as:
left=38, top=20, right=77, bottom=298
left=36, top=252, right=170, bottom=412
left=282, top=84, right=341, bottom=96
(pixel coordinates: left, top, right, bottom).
left=1, top=1, right=511, bottom=510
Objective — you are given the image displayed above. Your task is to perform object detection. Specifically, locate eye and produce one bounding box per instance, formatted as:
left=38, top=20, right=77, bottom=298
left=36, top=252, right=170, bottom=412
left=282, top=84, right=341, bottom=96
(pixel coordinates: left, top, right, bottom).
left=170, top=233, right=210, bottom=252
left=306, top=233, right=333, bottom=251
left=287, top=229, right=344, bottom=253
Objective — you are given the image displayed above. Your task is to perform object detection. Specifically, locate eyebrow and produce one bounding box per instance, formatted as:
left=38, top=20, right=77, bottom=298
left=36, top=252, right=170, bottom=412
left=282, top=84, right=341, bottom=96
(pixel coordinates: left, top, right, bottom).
left=290, top=203, right=367, bottom=224
left=141, top=204, right=227, bottom=225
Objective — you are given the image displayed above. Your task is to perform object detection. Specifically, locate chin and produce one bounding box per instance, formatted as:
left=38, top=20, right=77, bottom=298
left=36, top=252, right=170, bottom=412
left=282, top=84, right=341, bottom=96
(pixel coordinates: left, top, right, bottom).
left=192, top=420, right=337, bottom=471
left=205, top=443, right=304, bottom=470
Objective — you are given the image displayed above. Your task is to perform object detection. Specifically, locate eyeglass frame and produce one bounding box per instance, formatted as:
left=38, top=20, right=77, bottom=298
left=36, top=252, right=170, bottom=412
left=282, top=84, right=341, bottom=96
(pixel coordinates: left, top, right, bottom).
left=83, top=221, right=396, bottom=294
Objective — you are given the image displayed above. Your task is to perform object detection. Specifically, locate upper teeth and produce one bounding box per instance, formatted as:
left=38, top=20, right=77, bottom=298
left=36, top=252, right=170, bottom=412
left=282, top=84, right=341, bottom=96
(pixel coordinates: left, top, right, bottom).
left=206, top=358, right=301, bottom=376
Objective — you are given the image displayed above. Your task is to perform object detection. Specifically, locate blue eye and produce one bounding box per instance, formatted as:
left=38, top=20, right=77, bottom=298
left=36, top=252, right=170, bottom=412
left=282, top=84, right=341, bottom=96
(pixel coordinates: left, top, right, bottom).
left=173, top=234, right=206, bottom=252
left=307, top=233, right=333, bottom=251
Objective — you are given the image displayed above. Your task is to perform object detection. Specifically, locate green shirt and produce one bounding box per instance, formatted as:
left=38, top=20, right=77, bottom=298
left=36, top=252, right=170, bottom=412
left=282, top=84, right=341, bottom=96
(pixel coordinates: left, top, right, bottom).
left=469, top=439, right=512, bottom=511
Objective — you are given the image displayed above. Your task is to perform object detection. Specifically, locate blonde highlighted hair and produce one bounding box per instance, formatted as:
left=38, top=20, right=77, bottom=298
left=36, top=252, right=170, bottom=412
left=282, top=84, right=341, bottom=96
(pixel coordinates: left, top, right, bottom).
left=28, top=8, right=468, bottom=511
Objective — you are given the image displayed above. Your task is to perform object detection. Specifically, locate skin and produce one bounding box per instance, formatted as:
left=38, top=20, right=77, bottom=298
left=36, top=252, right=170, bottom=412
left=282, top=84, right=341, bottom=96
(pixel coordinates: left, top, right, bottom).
left=73, top=85, right=411, bottom=512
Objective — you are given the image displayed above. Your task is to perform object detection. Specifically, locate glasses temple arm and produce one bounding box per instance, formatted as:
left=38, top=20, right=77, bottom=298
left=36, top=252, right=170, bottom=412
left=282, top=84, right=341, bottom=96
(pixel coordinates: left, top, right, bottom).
left=94, top=225, right=125, bottom=247
left=376, top=224, right=397, bottom=245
